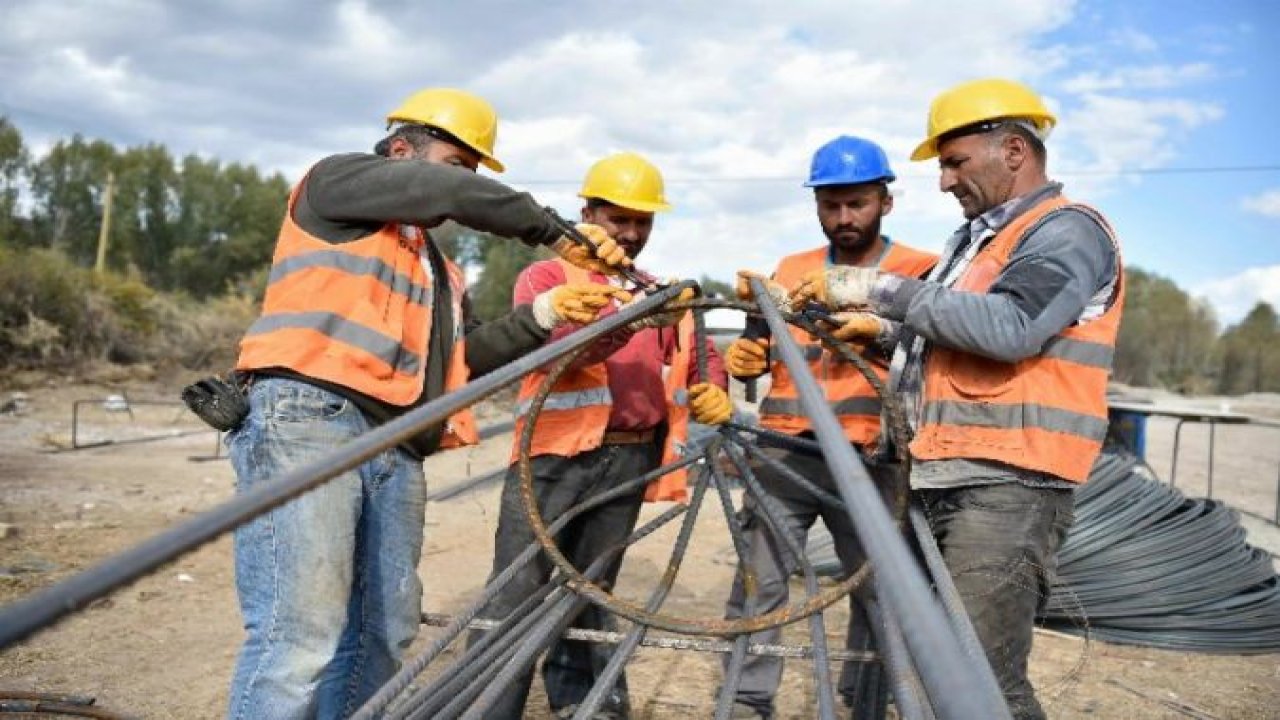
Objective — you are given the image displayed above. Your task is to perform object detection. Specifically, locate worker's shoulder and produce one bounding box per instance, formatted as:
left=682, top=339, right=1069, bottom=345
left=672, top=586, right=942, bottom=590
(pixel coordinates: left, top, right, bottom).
left=883, top=240, right=938, bottom=275
left=775, top=246, right=828, bottom=268
left=1022, top=203, right=1117, bottom=256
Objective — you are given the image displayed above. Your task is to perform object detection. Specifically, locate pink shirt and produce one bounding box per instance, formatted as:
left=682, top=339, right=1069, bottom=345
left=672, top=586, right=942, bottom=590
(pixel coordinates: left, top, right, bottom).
left=514, top=260, right=728, bottom=431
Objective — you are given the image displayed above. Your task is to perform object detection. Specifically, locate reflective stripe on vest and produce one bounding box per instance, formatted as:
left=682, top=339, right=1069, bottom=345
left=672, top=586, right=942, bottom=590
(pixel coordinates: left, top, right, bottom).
left=920, top=400, right=1110, bottom=440
left=759, top=395, right=882, bottom=418
left=1040, top=335, right=1113, bottom=368
left=515, top=386, right=613, bottom=417
left=245, top=311, right=422, bottom=377
left=269, top=251, right=433, bottom=308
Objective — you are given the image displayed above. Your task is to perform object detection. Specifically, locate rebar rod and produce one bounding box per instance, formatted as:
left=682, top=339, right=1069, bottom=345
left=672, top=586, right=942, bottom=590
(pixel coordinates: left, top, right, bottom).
left=746, top=277, right=1010, bottom=720
left=460, top=505, right=689, bottom=720
left=709, top=458, right=758, bottom=720
left=355, top=463, right=691, bottom=719
left=571, top=467, right=714, bottom=719
left=722, top=441, right=838, bottom=720
left=866, top=598, right=933, bottom=720
left=418, top=615, right=878, bottom=661
left=0, top=282, right=692, bottom=650
left=908, top=503, right=988, bottom=665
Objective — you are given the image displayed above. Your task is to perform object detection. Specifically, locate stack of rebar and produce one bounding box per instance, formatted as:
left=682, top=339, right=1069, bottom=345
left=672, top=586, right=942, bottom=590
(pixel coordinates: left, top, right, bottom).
left=1042, top=443, right=1280, bottom=653
left=808, top=443, right=1280, bottom=653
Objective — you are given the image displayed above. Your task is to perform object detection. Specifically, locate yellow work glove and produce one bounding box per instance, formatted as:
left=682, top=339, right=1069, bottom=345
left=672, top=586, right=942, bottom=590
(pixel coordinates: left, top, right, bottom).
left=735, top=270, right=789, bottom=308
left=825, top=311, right=892, bottom=344
left=627, top=285, right=695, bottom=330
left=531, top=283, right=633, bottom=330
left=789, top=267, right=880, bottom=311
left=688, top=382, right=732, bottom=426
left=549, top=223, right=633, bottom=276
left=724, top=337, right=770, bottom=378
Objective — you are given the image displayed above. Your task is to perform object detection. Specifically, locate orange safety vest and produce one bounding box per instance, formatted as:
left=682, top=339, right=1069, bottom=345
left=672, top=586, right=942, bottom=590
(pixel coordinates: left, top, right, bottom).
left=511, top=260, right=694, bottom=502
left=910, top=195, right=1124, bottom=483
left=237, top=174, right=478, bottom=449
left=760, top=242, right=937, bottom=447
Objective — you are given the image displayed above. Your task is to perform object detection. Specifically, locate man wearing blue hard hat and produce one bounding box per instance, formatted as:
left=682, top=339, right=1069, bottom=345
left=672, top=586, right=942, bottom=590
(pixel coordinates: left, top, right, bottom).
left=717, top=136, right=937, bottom=718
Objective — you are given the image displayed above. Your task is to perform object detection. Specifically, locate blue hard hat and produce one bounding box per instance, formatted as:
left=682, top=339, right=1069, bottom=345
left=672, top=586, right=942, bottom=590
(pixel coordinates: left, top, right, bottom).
left=804, top=135, right=896, bottom=188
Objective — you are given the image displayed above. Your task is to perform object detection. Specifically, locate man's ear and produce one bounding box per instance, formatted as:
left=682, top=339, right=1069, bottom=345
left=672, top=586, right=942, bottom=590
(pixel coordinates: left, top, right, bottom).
left=881, top=190, right=894, bottom=217
left=1003, top=134, right=1028, bottom=172
left=387, top=136, right=413, bottom=159
left=579, top=205, right=591, bottom=223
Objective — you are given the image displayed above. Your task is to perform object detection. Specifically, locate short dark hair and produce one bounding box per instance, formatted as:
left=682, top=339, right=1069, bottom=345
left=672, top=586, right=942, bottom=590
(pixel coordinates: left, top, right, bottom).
left=584, top=197, right=618, bottom=210
left=374, top=124, right=468, bottom=157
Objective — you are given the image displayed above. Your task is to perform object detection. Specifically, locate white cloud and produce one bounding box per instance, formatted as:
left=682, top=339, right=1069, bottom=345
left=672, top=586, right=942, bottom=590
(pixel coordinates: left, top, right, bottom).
left=1241, top=189, right=1280, bottom=219
left=0, top=0, right=1240, bottom=285
left=1196, top=266, right=1280, bottom=324
left=1061, top=63, right=1215, bottom=93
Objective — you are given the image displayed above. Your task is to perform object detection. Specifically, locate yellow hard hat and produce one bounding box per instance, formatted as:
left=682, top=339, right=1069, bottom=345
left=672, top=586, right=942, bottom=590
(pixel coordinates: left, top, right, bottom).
left=385, top=88, right=505, bottom=172
left=579, top=152, right=672, bottom=212
left=910, top=78, right=1057, bottom=162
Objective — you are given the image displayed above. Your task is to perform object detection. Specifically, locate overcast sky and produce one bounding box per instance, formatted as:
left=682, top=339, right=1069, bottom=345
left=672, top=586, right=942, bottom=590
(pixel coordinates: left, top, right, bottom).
left=2, top=0, right=1277, bottom=324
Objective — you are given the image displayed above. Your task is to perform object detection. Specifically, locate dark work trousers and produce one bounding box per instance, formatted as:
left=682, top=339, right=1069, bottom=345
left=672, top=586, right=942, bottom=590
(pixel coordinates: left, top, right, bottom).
left=917, top=481, right=1075, bottom=720
left=722, top=446, right=900, bottom=719
left=470, top=440, right=659, bottom=720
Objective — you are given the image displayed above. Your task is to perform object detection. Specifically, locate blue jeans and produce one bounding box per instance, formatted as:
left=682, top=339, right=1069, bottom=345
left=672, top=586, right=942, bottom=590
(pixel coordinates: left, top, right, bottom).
left=226, top=378, right=427, bottom=720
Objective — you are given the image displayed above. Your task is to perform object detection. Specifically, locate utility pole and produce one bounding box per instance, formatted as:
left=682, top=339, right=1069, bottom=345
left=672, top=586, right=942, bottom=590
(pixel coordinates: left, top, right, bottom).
left=95, top=171, right=115, bottom=275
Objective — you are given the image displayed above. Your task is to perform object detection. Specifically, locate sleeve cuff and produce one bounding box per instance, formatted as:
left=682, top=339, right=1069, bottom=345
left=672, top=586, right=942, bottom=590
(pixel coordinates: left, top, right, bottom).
left=870, top=274, right=923, bottom=321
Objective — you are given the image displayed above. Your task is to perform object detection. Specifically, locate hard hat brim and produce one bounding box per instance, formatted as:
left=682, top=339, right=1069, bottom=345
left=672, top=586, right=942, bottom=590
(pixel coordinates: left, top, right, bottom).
left=578, top=193, right=672, bottom=213
left=910, top=138, right=939, bottom=162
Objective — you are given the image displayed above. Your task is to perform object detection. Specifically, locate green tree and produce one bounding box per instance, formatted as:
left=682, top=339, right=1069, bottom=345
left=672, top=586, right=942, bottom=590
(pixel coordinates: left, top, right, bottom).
left=27, top=135, right=118, bottom=264
left=470, top=237, right=549, bottom=321
left=1216, top=302, right=1280, bottom=394
left=0, top=117, right=29, bottom=247
left=1113, top=267, right=1218, bottom=390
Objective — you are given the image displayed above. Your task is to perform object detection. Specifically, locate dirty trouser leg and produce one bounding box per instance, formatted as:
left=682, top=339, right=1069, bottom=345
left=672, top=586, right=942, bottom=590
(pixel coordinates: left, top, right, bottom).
left=919, top=482, right=1074, bottom=720
left=227, top=378, right=370, bottom=720
left=542, top=442, right=657, bottom=718
left=315, top=443, right=426, bottom=718
left=722, top=447, right=821, bottom=718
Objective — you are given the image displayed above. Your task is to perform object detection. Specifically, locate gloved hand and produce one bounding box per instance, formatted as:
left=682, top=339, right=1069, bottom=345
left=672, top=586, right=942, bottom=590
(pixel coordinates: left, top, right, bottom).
left=789, top=267, right=881, bottom=310
left=824, top=311, right=893, bottom=344
left=724, top=337, right=770, bottom=378
left=735, top=270, right=789, bottom=308
left=531, top=283, right=632, bottom=330
left=688, top=382, right=732, bottom=426
left=550, top=223, right=633, bottom=276
left=627, top=285, right=695, bottom=330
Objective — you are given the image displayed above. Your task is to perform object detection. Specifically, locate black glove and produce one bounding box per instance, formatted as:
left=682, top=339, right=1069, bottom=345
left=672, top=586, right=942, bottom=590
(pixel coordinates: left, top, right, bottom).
left=182, top=373, right=249, bottom=432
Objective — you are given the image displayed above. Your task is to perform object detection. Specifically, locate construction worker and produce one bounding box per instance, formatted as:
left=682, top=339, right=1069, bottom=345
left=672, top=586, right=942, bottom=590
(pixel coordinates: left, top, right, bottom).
left=786, top=78, right=1124, bottom=719
left=226, top=88, right=634, bottom=720
left=474, top=152, right=731, bottom=720
left=722, top=136, right=937, bottom=719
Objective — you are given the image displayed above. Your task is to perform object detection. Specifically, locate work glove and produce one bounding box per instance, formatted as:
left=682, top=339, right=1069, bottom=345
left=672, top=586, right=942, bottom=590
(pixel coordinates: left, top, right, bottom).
left=735, top=270, right=789, bottom=309
left=688, top=383, right=732, bottom=426
left=626, top=284, right=696, bottom=330
left=789, top=267, right=881, bottom=311
left=825, top=311, right=892, bottom=342
left=550, top=223, right=633, bottom=276
left=724, top=337, right=770, bottom=378
left=531, top=283, right=632, bottom=330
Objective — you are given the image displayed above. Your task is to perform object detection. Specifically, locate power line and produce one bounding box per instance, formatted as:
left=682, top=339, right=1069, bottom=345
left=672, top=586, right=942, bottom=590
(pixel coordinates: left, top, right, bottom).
left=507, top=164, right=1280, bottom=186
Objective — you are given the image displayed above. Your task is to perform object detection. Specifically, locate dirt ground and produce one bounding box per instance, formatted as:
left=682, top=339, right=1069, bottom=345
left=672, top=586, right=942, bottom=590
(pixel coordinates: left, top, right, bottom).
left=1, top=379, right=1278, bottom=719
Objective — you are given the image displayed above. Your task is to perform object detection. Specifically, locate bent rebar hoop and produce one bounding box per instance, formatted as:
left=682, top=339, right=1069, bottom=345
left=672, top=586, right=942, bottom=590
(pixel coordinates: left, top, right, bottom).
left=512, top=295, right=910, bottom=638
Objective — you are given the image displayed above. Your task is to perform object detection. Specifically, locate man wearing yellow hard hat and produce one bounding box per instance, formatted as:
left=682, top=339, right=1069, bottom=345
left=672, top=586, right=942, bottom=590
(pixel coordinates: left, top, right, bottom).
left=227, top=87, right=634, bottom=718
left=779, top=78, right=1125, bottom=719
left=473, top=152, right=731, bottom=719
